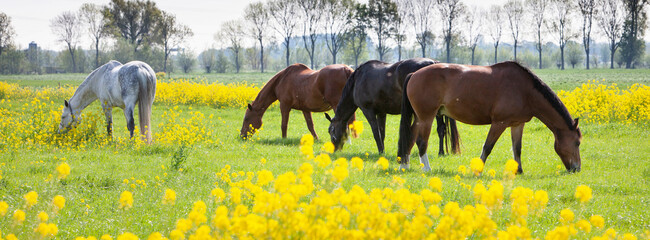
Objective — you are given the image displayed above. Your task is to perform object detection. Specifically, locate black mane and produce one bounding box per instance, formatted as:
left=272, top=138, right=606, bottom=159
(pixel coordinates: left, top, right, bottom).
left=505, top=61, right=576, bottom=130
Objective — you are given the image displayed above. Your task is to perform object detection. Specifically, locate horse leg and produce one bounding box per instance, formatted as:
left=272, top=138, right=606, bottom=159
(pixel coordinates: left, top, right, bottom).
left=480, top=123, right=508, bottom=163
left=280, top=103, right=291, bottom=139
left=102, top=104, right=113, bottom=137
left=361, top=108, right=384, bottom=154
left=302, top=110, right=318, bottom=140
left=378, top=112, right=387, bottom=144
left=414, top=118, right=434, bottom=172
left=435, top=115, right=447, bottom=156
left=511, top=123, right=525, bottom=174
left=124, top=105, right=135, bottom=138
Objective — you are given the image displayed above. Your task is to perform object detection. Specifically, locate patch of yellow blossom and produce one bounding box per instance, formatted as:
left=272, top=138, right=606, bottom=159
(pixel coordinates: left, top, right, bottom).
left=56, top=162, right=71, bottom=179
left=13, top=209, right=25, bottom=224
left=52, top=195, right=65, bottom=212
left=469, top=158, right=484, bottom=176
left=558, top=81, right=650, bottom=123
left=0, top=201, right=8, bottom=216
left=24, top=191, right=38, bottom=208
left=299, top=134, right=315, bottom=160
left=376, top=157, right=389, bottom=170
left=504, top=159, right=519, bottom=179
left=575, top=184, right=593, bottom=203
left=119, top=191, right=134, bottom=210
left=155, top=79, right=260, bottom=108
left=162, top=189, right=176, bottom=205
left=321, top=142, right=335, bottom=154
left=349, top=120, right=364, bottom=138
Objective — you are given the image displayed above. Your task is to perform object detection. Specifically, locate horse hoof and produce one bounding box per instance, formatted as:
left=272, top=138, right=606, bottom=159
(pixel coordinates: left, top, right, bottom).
left=399, top=163, right=409, bottom=171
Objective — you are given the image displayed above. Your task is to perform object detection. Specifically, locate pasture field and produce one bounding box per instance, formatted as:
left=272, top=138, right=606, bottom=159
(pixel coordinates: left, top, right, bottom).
left=0, top=69, right=649, bottom=239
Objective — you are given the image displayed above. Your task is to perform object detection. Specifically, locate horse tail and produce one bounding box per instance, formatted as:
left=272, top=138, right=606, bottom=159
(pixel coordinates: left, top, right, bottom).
left=398, top=73, right=415, bottom=160
left=444, top=116, right=461, bottom=154
left=138, top=64, right=156, bottom=143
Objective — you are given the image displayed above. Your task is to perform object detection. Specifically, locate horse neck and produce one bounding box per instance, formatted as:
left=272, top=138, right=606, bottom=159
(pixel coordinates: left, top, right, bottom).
left=251, top=76, right=280, bottom=112
left=531, top=92, right=572, bottom=136
left=69, top=75, right=99, bottom=114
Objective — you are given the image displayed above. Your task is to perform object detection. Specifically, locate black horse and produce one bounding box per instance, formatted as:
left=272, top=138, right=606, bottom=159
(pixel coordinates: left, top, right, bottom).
left=325, top=58, right=460, bottom=156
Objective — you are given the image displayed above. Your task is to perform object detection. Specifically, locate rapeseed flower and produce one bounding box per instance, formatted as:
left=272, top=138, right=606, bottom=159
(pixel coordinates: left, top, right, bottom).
left=57, top=162, right=71, bottom=179
left=162, top=188, right=176, bottom=205
left=211, top=188, right=226, bottom=202
left=590, top=215, right=605, bottom=229
left=575, top=185, right=592, bottom=203
left=376, top=157, right=389, bottom=170
left=35, top=222, right=58, bottom=237
left=429, top=177, right=442, bottom=192
left=147, top=232, right=165, bottom=240
left=116, top=232, right=138, bottom=240
left=559, top=208, right=575, bottom=224
left=52, top=195, right=65, bottom=211
left=13, top=209, right=25, bottom=223
left=38, top=211, right=49, bottom=222
left=576, top=219, right=592, bottom=233
left=350, top=157, right=364, bottom=171
left=256, top=170, right=274, bottom=186
left=24, top=191, right=38, bottom=208
left=349, top=120, right=364, bottom=137
left=100, top=234, right=113, bottom=240
left=505, top=159, right=519, bottom=177
left=0, top=201, right=8, bottom=216
left=469, top=158, right=484, bottom=176
left=322, top=142, right=335, bottom=153
left=314, top=154, right=332, bottom=168
left=119, top=191, right=133, bottom=209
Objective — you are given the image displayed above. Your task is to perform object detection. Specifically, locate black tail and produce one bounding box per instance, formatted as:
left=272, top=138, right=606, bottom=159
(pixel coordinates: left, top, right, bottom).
left=398, top=73, right=415, bottom=161
left=440, top=116, right=461, bottom=154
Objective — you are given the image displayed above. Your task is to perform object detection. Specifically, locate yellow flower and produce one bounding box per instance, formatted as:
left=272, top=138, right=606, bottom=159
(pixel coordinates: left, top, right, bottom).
left=162, top=188, right=176, bottom=205
left=590, top=215, right=605, bottom=229
left=505, top=159, right=519, bottom=176
left=6, top=234, right=18, bottom=240
left=116, top=232, right=139, bottom=240
left=0, top=201, right=8, bottom=216
left=100, top=234, right=113, bottom=240
left=488, top=169, right=496, bottom=177
left=52, top=195, right=65, bottom=211
left=322, top=142, right=335, bottom=154
left=300, top=134, right=314, bottom=146
left=147, top=232, right=165, bottom=240
left=256, top=170, right=274, bottom=186
left=24, top=191, right=38, bottom=208
left=211, top=188, right=226, bottom=202
left=13, top=209, right=25, bottom=223
left=576, top=219, right=592, bottom=233
left=314, top=154, right=332, bottom=168
left=350, top=157, right=364, bottom=171
left=332, top=165, right=349, bottom=183
left=260, top=158, right=267, bottom=165
left=38, top=211, right=49, bottom=222
left=429, top=177, right=442, bottom=192
left=575, top=185, right=592, bottom=203
left=119, top=191, right=134, bottom=209
left=376, top=157, right=389, bottom=170
left=57, top=162, right=71, bottom=179
left=169, top=229, right=184, bottom=240
left=559, top=208, right=574, bottom=224
left=469, top=158, right=484, bottom=176
left=458, top=165, right=467, bottom=175
left=35, top=222, right=58, bottom=237
left=621, top=233, right=638, bottom=240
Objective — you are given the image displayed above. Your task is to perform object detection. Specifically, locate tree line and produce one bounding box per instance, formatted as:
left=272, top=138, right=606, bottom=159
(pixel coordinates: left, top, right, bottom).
left=0, top=0, right=648, bottom=74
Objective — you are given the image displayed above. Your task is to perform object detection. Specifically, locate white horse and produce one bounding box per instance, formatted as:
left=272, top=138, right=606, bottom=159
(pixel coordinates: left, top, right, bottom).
left=58, top=60, right=157, bottom=143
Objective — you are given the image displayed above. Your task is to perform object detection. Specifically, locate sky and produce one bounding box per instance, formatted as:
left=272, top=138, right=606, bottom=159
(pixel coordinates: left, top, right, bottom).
left=6, top=0, right=636, bottom=52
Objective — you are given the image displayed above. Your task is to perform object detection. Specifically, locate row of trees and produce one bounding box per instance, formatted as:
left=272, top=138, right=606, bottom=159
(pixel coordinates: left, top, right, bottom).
left=0, top=0, right=648, bottom=74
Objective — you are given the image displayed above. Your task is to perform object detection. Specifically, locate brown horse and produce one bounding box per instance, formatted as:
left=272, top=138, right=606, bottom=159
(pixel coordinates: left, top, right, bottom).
left=398, top=61, right=582, bottom=173
left=240, top=63, right=354, bottom=139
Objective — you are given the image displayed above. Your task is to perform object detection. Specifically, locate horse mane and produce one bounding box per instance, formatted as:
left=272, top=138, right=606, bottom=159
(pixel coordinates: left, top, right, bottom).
left=72, top=60, right=122, bottom=99
left=504, top=61, right=576, bottom=130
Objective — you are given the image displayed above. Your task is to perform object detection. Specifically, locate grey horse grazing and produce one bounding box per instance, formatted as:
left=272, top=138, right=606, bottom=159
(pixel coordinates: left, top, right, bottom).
left=58, top=60, right=157, bottom=143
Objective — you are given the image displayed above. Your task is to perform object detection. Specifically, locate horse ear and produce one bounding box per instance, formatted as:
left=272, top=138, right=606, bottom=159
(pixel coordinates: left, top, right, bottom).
left=573, top=118, right=580, bottom=128
left=247, top=104, right=253, bottom=111
left=324, top=113, right=332, bottom=122
left=64, top=100, right=69, bottom=107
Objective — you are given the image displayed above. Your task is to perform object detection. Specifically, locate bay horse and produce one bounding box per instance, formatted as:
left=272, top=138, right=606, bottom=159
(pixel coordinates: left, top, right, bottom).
left=58, top=60, right=157, bottom=143
left=398, top=61, right=582, bottom=173
left=325, top=58, right=460, bottom=157
left=240, top=63, right=354, bottom=139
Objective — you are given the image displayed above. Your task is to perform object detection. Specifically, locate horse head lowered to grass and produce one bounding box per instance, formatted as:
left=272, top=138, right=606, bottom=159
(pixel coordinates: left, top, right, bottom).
left=240, top=63, right=355, bottom=140
left=398, top=61, right=581, bottom=173
left=58, top=60, right=157, bottom=143
left=325, top=58, right=460, bottom=159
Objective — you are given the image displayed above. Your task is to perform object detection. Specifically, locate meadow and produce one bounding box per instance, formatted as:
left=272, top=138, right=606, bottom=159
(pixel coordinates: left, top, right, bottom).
left=0, top=68, right=649, bottom=239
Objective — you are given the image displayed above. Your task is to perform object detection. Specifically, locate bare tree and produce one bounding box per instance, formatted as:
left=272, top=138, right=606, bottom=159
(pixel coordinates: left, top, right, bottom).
left=217, top=20, right=245, bottom=73
left=348, top=3, right=368, bottom=67
left=51, top=11, right=81, bottom=73
left=394, top=0, right=410, bottom=61
left=488, top=5, right=504, bottom=64
left=579, top=0, right=597, bottom=69
left=245, top=2, right=270, bottom=73
left=79, top=3, right=108, bottom=68
left=269, top=0, right=299, bottom=67
left=504, top=0, right=524, bottom=61
left=367, top=0, right=399, bottom=61
left=550, top=0, right=576, bottom=70
left=0, top=12, right=15, bottom=57
left=200, top=49, right=216, bottom=73
left=464, top=6, right=482, bottom=65
left=323, top=0, right=353, bottom=64
left=297, top=0, right=322, bottom=69
left=158, top=11, right=193, bottom=73
left=527, top=0, right=549, bottom=69
left=596, top=0, right=624, bottom=68
left=406, top=0, right=436, bottom=57
left=438, top=0, right=465, bottom=63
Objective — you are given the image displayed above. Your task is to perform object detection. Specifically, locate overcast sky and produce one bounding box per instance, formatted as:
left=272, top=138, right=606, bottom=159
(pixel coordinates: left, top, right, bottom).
left=5, top=0, right=641, bottom=52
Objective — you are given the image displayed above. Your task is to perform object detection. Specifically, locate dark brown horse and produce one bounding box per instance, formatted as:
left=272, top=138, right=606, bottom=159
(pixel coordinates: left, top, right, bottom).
left=398, top=61, right=582, bottom=173
left=240, top=63, right=354, bottom=139
left=325, top=58, right=460, bottom=160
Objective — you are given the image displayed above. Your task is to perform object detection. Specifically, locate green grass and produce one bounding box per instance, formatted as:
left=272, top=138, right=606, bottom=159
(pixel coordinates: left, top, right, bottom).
left=0, top=69, right=649, bottom=238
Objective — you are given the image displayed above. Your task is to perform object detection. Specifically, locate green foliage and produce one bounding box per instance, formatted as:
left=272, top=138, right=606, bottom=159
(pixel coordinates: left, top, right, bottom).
left=170, top=145, right=189, bottom=171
